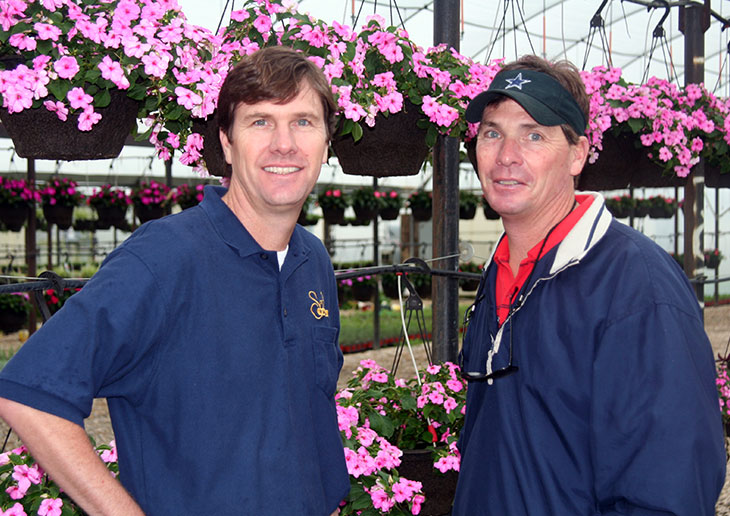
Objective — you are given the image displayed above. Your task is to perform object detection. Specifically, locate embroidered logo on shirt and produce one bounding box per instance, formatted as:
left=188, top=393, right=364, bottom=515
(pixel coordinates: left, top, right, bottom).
left=309, top=291, right=329, bottom=319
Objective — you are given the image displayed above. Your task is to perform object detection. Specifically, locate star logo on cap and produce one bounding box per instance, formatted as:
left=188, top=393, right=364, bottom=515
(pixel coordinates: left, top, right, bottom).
left=504, top=73, right=531, bottom=90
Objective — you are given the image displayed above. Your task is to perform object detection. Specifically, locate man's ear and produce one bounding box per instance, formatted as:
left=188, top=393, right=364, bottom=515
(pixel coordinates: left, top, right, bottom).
left=569, top=135, right=590, bottom=178
left=220, top=129, right=232, bottom=165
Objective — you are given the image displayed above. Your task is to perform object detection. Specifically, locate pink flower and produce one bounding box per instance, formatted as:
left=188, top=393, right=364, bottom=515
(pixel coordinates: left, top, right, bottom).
left=9, top=33, right=36, bottom=51
left=12, top=464, right=42, bottom=492
left=175, top=87, right=202, bottom=110
left=67, top=87, right=93, bottom=110
left=38, top=498, right=63, bottom=516
left=44, top=100, right=68, bottom=121
left=253, top=14, right=272, bottom=33
left=230, top=10, right=250, bottom=22
left=142, top=52, right=170, bottom=79
left=34, top=22, right=62, bottom=41
left=1, top=502, right=27, bottom=516
left=78, top=107, right=102, bottom=131
left=412, top=494, right=425, bottom=514
left=53, top=56, right=80, bottom=80
left=98, top=56, right=130, bottom=89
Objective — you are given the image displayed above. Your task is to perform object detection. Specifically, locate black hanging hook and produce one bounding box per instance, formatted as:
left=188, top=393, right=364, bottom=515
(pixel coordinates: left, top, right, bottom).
left=582, top=0, right=613, bottom=70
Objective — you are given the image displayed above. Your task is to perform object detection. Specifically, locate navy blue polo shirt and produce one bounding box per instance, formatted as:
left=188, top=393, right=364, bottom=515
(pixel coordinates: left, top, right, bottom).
left=0, top=186, right=349, bottom=514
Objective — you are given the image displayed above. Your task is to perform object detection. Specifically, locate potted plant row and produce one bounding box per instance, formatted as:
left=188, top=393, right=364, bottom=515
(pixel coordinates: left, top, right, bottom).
left=0, top=177, right=37, bottom=232
left=87, top=185, right=131, bottom=230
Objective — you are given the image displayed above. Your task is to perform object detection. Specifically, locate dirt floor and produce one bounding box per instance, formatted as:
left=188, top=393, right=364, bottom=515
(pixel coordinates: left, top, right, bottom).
left=0, top=304, right=728, bottom=511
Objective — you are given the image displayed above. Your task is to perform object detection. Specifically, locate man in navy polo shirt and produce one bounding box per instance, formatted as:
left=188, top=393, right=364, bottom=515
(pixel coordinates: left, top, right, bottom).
left=0, top=47, right=348, bottom=515
left=454, top=55, right=725, bottom=515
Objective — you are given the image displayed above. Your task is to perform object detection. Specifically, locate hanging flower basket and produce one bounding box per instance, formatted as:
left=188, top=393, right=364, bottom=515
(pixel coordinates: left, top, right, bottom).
left=411, top=206, right=432, bottom=222
left=351, top=282, right=375, bottom=302
left=191, top=115, right=231, bottom=178
left=706, top=164, right=730, bottom=189
left=379, top=206, right=400, bottom=220
left=135, top=205, right=166, bottom=224
left=95, top=205, right=128, bottom=230
left=398, top=448, right=458, bottom=516
left=0, top=203, right=28, bottom=232
left=42, top=204, right=73, bottom=230
left=0, top=90, right=139, bottom=161
left=0, top=309, right=26, bottom=334
left=321, top=206, right=345, bottom=225
left=482, top=199, right=500, bottom=220
left=459, top=204, right=477, bottom=220
left=332, top=102, right=429, bottom=177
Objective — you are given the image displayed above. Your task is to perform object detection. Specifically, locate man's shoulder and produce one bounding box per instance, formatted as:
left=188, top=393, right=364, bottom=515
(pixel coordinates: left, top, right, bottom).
left=111, top=207, right=216, bottom=268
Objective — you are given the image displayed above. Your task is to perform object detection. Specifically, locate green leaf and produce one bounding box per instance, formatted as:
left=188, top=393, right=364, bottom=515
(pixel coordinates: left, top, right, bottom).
left=368, top=410, right=395, bottom=438
left=127, top=84, right=147, bottom=101
left=426, top=124, right=438, bottom=148
left=625, top=117, right=645, bottom=134
left=352, top=122, right=364, bottom=142
left=47, top=81, right=70, bottom=102
left=93, top=88, right=111, bottom=108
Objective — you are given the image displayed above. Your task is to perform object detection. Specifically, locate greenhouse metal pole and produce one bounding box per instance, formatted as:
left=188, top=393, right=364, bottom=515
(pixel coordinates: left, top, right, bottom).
left=680, top=1, right=710, bottom=307
left=432, top=0, right=460, bottom=364
left=25, top=158, right=37, bottom=335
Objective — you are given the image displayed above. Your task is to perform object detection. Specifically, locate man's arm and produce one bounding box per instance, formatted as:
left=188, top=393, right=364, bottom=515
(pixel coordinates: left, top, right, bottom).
left=0, top=398, right=144, bottom=516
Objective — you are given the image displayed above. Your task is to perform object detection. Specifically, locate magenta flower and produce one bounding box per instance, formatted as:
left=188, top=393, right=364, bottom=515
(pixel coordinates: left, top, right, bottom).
left=38, top=498, right=63, bottom=516
left=53, top=56, right=80, bottom=80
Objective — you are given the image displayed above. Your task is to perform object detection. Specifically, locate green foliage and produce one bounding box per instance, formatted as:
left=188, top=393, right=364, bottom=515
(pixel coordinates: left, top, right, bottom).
left=349, top=187, right=381, bottom=211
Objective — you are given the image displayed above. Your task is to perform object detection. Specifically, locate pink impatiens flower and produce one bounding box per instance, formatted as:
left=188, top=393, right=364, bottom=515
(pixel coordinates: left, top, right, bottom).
left=53, top=56, right=80, bottom=80
left=38, top=498, right=63, bottom=516
left=67, top=87, right=93, bottom=110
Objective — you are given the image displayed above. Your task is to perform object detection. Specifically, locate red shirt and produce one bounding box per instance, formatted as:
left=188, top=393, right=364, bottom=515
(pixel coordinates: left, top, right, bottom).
left=494, top=195, right=594, bottom=325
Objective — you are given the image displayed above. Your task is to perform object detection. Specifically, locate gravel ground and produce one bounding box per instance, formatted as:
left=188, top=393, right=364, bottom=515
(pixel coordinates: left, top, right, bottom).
left=0, top=304, right=729, bottom=511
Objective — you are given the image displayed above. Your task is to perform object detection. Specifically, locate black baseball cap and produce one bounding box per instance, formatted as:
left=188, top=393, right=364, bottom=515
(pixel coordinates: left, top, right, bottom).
left=465, top=69, right=587, bottom=136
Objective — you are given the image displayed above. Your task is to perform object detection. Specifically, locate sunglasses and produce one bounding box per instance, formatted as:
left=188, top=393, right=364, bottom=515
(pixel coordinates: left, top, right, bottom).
left=459, top=294, right=518, bottom=382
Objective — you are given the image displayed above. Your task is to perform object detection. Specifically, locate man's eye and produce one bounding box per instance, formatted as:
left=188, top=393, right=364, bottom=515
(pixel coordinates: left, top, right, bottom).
left=528, top=132, right=542, bottom=141
left=253, top=119, right=267, bottom=126
left=296, top=119, right=311, bottom=127
left=482, top=129, right=499, bottom=139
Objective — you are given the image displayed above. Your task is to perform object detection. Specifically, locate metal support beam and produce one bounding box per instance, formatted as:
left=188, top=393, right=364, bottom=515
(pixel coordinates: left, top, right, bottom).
left=432, top=0, right=460, bottom=364
left=25, top=159, right=37, bottom=335
left=679, top=1, right=710, bottom=308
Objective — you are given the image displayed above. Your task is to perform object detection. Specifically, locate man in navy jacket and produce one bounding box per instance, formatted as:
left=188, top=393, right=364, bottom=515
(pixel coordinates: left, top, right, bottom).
left=453, top=55, right=725, bottom=515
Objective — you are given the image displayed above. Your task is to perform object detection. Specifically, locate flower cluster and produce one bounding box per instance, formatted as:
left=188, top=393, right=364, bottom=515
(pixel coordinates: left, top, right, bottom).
left=0, top=293, right=30, bottom=315
left=43, top=288, right=80, bottom=316
left=0, top=0, right=205, bottom=134
left=336, top=393, right=426, bottom=515
left=38, top=177, right=83, bottom=208
left=705, top=248, right=724, bottom=269
left=375, top=190, right=401, bottom=211
left=350, top=187, right=380, bottom=211
left=0, top=442, right=118, bottom=514
left=717, top=361, right=730, bottom=427
left=221, top=1, right=501, bottom=145
left=87, top=184, right=131, bottom=209
left=338, top=360, right=466, bottom=474
left=407, top=191, right=432, bottom=211
left=0, top=177, right=37, bottom=207
left=317, top=188, right=349, bottom=211
left=173, top=183, right=205, bottom=209
left=581, top=66, right=730, bottom=177
left=130, top=179, right=171, bottom=207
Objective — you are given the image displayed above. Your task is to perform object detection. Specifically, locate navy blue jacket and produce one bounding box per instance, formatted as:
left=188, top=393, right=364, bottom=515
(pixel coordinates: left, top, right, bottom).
left=454, top=193, right=725, bottom=515
left=0, top=186, right=349, bottom=514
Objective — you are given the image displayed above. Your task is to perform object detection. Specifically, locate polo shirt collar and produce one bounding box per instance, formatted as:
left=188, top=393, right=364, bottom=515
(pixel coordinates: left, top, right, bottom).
left=199, top=185, right=311, bottom=260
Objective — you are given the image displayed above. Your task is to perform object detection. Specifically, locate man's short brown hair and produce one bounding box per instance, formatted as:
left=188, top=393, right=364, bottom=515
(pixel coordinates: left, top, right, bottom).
left=217, top=46, right=337, bottom=141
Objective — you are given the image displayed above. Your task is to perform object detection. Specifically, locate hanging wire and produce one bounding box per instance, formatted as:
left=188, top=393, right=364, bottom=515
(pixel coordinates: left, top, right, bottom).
left=215, top=0, right=233, bottom=34
left=352, top=0, right=406, bottom=30
left=582, top=0, right=613, bottom=70
left=640, top=0, right=679, bottom=84
left=485, top=0, right=535, bottom=63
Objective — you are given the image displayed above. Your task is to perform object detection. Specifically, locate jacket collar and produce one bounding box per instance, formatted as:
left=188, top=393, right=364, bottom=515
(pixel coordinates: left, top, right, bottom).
left=484, top=191, right=611, bottom=275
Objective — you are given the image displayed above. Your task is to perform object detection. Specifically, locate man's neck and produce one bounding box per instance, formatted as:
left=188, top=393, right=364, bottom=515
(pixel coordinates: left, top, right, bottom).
left=222, top=189, right=297, bottom=252
left=502, top=195, right=576, bottom=274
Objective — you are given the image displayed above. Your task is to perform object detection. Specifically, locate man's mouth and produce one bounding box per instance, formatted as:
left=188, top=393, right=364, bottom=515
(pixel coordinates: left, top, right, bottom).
left=264, top=166, right=301, bottom=175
